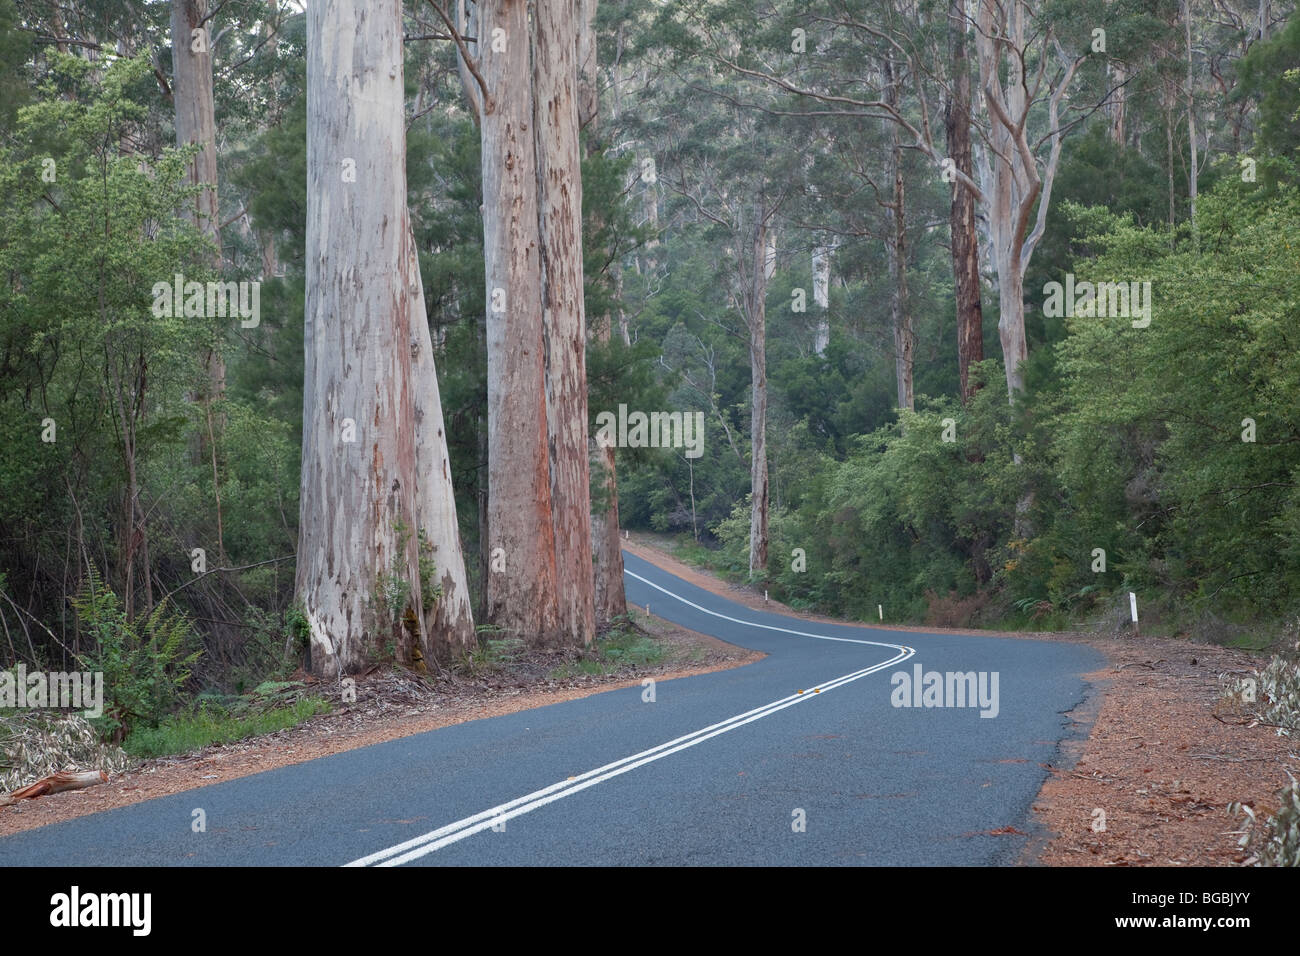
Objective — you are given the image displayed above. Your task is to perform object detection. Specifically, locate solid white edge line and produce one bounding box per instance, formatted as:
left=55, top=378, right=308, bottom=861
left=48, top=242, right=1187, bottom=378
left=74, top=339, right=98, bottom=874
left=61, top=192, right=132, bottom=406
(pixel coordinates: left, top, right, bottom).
left=344, top=566, right=915, bottom=867
left=624, top=567, right=898, bottom=647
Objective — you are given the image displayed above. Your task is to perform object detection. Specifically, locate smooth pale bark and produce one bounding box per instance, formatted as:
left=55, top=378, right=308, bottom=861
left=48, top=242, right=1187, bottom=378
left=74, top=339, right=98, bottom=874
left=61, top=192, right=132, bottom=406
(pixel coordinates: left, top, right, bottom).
left=298, top=0, right=442, bottom=676
left=534, top=0, right=596, bottom=646
left=812, top=245, right=830, bottom=355
left=405, top=223, right=477, bottom=659
left=477, top=0, right=562, bottom=644
left=747, top=215, right=769, bottom=579
left=946, top=1, right=984, bottom=405
left=1109, top=62, right=1127, bottom=146
left=973, top=0, right=1079, bottom=399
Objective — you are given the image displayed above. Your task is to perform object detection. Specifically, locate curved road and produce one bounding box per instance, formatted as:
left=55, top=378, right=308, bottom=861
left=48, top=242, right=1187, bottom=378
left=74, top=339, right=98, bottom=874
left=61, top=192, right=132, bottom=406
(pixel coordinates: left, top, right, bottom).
left=1, top=550, right=1103, bottom=865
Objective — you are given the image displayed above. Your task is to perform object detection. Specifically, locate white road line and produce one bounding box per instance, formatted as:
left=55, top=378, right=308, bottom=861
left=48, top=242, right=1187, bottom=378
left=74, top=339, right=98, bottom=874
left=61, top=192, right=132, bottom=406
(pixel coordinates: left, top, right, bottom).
left=345, top=567, right=915, bottom=867
left=624, top=567, right=901, bottom=647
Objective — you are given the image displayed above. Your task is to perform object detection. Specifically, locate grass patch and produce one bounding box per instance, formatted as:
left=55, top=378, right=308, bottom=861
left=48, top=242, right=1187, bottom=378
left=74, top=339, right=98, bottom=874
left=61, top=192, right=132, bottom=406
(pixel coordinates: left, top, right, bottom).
left=454, top=635, right=525, bottom=676
left=549, top=624, right=666, bottom=679
left=123, top=697, right=332, bottom=759
left=669, top=537, right=747, bottom=582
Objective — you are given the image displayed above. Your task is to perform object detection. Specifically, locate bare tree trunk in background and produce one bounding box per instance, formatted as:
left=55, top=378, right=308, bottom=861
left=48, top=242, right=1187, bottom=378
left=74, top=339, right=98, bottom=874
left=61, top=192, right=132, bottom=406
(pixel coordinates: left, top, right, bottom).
left=405, top=223, right=477, bottom=660
left=1166, top=97, right=1177, bottom=237
left=946, top=0, right=984, bottom=405
left=171, top=0, right=228, bottom=572
left=576, top=0, right=599, bottom=134
left=1184, top=0, right=1199, bottom=242
left=812, top=244, right=830, bottom=355
left=973, top=0, right=1079, bottom=399
left=259, top=0, right=281, bottom=278
left=171, top=0, right=224, bottom=399
left=578, top=0, right=628, bottom=627
left=534, top=0, right=596, bottom=646
left=1109, top=61, right=1127, bottom=146
left=747, top=214, right=770, bottom=580
left=884, top=62, right=913, bottom=413
left=476, top=0, right=562, bottom=645
left=298, top=0, right=441, bottom=676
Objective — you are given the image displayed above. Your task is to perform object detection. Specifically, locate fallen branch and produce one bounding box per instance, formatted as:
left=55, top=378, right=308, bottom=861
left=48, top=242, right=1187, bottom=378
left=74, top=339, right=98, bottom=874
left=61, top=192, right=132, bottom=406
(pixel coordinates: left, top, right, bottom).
left=0, top=769, right=107, bottom=807
left=1116, top=659, right=1167, bottom=670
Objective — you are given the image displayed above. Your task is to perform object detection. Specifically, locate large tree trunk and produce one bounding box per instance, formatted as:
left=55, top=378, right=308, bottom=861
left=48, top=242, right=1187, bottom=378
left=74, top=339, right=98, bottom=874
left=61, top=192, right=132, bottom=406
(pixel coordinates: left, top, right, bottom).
left=298, top=0, right=442, bottom=677
left=946, top=0, right=984, bottom=405
left=478, top=0, right=562, bottom=645
left=534, top=0, right=597, bottom=646
left=747, top=215, right=769, bottom=580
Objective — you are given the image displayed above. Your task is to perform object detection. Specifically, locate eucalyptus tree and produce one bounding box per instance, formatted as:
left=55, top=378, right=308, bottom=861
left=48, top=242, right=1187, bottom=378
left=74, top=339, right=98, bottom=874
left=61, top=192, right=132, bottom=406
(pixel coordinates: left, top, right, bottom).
left=297, top=0, right=474, bottom=676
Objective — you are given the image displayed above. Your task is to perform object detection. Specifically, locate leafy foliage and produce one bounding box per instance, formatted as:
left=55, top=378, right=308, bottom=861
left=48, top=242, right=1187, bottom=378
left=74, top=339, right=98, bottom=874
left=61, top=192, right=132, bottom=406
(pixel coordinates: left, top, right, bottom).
left=70, top=567, right=203, bottom=743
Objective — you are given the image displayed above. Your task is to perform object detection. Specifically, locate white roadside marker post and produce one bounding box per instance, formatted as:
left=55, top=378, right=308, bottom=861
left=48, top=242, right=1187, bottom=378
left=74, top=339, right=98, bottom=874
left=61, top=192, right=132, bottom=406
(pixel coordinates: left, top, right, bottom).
left=878, top=604, right=883, bottom=621
left=1129, top=592, right=1139, bottom=637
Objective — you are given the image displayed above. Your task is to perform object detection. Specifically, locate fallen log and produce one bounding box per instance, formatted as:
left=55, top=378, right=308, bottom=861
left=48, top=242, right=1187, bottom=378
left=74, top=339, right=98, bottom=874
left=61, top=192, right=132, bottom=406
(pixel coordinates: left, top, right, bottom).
left=0, top=769, right=108, bottom=807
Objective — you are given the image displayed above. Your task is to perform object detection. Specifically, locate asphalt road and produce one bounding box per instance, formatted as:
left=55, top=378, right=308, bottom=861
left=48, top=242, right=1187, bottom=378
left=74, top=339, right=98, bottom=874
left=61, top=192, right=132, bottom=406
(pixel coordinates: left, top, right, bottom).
left=0, top=550, right=1103, bottom=865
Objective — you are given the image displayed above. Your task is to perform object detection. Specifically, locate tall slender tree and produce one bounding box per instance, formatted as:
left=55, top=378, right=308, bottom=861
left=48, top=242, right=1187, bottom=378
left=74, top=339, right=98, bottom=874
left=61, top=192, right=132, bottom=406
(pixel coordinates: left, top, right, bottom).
left=171, top=0, right=227, bottom=561
left=946, top=0, right=983, bottom=405
left=448, top=0, right=563, bottom=644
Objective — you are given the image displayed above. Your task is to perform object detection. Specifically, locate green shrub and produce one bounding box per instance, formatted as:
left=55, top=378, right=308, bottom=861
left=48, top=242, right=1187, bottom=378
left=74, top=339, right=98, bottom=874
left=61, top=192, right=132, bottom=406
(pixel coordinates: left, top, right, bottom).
left=70, top=567, right=203, bottom=743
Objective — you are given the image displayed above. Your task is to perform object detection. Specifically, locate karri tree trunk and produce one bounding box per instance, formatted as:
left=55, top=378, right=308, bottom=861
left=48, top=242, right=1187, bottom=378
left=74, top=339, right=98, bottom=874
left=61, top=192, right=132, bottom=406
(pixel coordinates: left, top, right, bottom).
left=946, top=0, right=984, bottom=405
left=172, top=0, right=227, bottom=553
left=170, top=0, right=219, bottom=255
left=534, top=0, right=596, bottom=646
left=298, top=0, right=459, bottom=676
left=747, top=215, right=770, bottom=580
left=477, top=0, right=562, bottom=644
